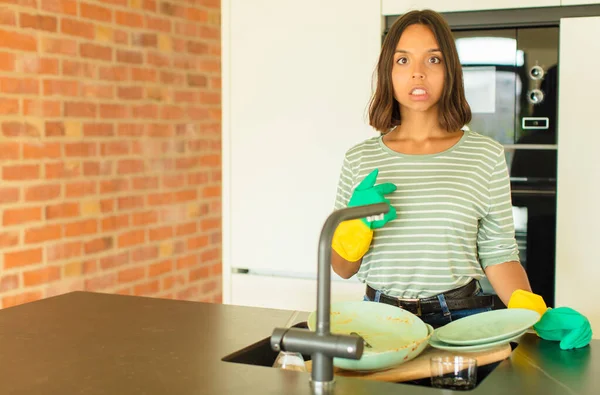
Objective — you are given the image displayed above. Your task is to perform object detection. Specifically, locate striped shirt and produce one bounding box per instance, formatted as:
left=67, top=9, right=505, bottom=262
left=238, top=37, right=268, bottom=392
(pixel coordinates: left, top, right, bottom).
left=334, top=129, right=520, bottom=299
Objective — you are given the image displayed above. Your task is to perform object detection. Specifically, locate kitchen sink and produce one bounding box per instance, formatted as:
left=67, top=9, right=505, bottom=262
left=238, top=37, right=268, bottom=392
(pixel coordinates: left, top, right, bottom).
left=222, top=322, right=312, bottom=367
left=221, top=321, right=518, bottom=390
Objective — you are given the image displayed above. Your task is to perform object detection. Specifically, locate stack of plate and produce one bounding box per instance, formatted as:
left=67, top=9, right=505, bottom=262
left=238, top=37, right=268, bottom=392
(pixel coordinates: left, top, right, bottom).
left=429, top=308, right=541, bottom=353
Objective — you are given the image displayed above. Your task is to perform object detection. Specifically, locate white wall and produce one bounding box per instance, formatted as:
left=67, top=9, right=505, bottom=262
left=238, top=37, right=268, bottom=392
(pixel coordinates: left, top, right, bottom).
left=555, top=16, right=600, bottom=338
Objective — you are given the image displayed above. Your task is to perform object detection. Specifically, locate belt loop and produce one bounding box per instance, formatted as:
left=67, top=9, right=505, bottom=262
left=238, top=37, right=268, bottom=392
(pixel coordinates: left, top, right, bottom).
left=374, top=290, right=382, bottom=303
left=437, top=294, right=451, bottom=317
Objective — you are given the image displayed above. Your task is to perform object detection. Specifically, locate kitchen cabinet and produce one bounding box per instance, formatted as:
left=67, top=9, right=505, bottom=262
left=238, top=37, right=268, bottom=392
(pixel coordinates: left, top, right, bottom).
left=231, top=273, right=365, bottom=312
left=222, top=0, right=382, bottom=307
left=561, top=0, right=600, bottom=4
left=382, top=0, right=560, bottom=15
left=555, top=16, right=600, bottom=336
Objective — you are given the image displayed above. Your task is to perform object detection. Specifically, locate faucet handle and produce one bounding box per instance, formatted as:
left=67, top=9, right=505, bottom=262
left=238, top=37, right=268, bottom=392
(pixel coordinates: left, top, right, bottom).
left=271, top=327, right=289, bottom=353
left=271, top=327, right=364, bottom=360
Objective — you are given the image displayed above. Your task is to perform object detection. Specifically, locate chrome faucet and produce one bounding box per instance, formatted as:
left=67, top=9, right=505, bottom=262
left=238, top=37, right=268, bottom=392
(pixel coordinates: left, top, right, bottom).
left=270, top=203, right=390, bottom=393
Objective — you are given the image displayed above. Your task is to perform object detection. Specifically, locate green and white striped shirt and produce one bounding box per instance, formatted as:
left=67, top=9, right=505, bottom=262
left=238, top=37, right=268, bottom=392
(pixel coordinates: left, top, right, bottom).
left=334, top=129, right=520, bottom=299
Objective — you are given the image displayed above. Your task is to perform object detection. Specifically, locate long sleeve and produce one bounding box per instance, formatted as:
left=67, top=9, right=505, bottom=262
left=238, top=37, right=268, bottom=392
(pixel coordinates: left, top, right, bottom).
left=477, top=150, right=521, bottom=268
left=333, top=154, right=355, bottom=210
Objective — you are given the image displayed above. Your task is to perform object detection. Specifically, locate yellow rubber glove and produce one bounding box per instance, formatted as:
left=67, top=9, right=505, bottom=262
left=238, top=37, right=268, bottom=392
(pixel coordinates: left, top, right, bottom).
left=331, top=219, right=373, bottom=262
left=508, top=289, right=548, bottom=317
left=331, top=169, right=396, bottom=262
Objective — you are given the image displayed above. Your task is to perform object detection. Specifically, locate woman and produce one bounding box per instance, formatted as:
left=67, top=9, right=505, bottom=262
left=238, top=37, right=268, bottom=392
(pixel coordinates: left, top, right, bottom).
left=330, top=9, right=531, bottom=328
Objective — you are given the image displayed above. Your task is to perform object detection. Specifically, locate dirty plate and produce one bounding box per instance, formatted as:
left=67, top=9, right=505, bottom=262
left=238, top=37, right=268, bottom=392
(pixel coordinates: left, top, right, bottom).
left=435, top=308, right=540, bottom=346
left=307, top=301, right=431, bottom=371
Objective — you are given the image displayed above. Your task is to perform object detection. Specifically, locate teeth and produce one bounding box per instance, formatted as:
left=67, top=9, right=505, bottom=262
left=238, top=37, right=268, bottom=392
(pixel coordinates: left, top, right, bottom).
left=411, top=88, right=426, bottom=95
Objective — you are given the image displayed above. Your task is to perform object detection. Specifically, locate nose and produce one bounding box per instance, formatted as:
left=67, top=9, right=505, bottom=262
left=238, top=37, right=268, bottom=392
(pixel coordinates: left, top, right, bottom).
left=411, top=63, right=425, bottom=80
left=411, top=70, right=425, bottom=80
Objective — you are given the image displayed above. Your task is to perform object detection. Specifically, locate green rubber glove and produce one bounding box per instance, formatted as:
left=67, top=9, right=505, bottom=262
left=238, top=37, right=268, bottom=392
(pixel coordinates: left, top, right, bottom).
left=534, top=307, right=593, bottom=350
left=348, top=169, right=397, bottom=229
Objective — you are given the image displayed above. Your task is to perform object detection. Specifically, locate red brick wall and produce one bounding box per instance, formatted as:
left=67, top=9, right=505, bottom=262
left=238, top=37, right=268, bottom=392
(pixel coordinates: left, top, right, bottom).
left=0, top=0, right=222, bottom=308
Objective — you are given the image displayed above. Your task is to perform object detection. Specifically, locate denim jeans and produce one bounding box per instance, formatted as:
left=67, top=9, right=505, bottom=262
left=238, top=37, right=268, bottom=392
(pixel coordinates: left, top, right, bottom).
left=363, top=286, right=492, bottom=329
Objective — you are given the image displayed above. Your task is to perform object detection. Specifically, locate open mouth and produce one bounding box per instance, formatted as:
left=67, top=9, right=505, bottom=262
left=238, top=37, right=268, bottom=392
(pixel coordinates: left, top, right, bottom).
left=409, top=87, right=430, bottom=101
left=410, top=88, right=428, bottom=96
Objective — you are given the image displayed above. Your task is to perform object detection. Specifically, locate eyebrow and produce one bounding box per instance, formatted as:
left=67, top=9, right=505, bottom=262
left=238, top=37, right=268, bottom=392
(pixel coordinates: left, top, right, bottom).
left=394, top=48, right=442, bottom=54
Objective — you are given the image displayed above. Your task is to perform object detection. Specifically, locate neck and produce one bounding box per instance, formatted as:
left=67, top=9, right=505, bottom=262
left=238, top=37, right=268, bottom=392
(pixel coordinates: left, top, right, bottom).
left=393, top=106, right=444, bottom=140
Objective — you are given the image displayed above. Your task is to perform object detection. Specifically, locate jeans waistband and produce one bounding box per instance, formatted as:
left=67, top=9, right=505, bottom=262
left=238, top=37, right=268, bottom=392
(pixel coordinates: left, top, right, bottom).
left=366, top=281, right=494, bottom=316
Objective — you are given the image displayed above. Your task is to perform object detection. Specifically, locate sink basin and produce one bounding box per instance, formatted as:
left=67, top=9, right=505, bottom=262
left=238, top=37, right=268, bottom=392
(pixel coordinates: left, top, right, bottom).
left=221, top=321, right=518, bottom=390
left=222, top=322, right=311, bottom=367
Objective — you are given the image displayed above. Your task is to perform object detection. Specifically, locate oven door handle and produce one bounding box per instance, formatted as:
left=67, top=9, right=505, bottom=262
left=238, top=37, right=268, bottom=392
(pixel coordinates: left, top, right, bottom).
left=511, top=188, right=556, bottom=196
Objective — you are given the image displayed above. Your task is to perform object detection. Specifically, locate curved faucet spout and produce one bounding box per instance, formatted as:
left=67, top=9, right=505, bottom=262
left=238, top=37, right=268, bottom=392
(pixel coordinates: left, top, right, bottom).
left=270, top=203, right=390, bottom=392
left=316, top=203, right=390, bottom=337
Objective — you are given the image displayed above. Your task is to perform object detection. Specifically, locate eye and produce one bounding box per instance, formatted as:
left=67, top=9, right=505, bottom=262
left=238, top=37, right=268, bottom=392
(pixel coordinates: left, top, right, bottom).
left=396, top=57, right=408, bottom=65
left=429, top=56, right=441, bottom=64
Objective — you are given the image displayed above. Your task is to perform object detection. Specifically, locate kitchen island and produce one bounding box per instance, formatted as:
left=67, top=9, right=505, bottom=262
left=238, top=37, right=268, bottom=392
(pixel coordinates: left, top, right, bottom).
left=0, top=291, right=595, bottom=394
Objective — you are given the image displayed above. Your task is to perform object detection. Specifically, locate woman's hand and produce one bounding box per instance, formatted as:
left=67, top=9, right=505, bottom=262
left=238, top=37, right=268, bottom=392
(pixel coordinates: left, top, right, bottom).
left=508, top=289, right=592, bottom=350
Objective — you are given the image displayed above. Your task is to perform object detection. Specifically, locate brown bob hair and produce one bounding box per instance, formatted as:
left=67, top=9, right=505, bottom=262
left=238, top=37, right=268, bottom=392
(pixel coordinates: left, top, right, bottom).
left=368, top=9, right=471, bottom=134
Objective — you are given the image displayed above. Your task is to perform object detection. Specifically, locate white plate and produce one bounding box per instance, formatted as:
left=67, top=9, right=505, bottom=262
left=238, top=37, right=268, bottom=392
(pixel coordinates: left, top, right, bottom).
left=435, top=308, right=540, bottom=346
left=429, top=329, right=526, bottom=353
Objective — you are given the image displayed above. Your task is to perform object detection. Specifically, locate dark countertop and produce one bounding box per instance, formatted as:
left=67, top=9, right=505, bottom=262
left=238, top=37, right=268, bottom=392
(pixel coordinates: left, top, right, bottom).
left=0, top=291, right=596, bottom=394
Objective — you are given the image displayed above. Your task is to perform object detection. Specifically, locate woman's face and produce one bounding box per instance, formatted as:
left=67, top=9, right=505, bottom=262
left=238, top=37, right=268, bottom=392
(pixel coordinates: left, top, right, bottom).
left=391, top=24, right=445, bottom=116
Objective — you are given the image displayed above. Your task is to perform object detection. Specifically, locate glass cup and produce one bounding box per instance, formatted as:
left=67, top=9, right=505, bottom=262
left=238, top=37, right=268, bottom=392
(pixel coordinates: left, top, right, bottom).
left=430, top=356, right=477, bottom=391
left=272, top=351, right=307, bottom=372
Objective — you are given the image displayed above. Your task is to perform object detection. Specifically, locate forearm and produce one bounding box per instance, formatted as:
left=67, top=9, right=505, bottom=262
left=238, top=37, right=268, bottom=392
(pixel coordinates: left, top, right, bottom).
left=331, top=249, right=362, bottom=279
left=484, top=260, right=532, bottom=306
